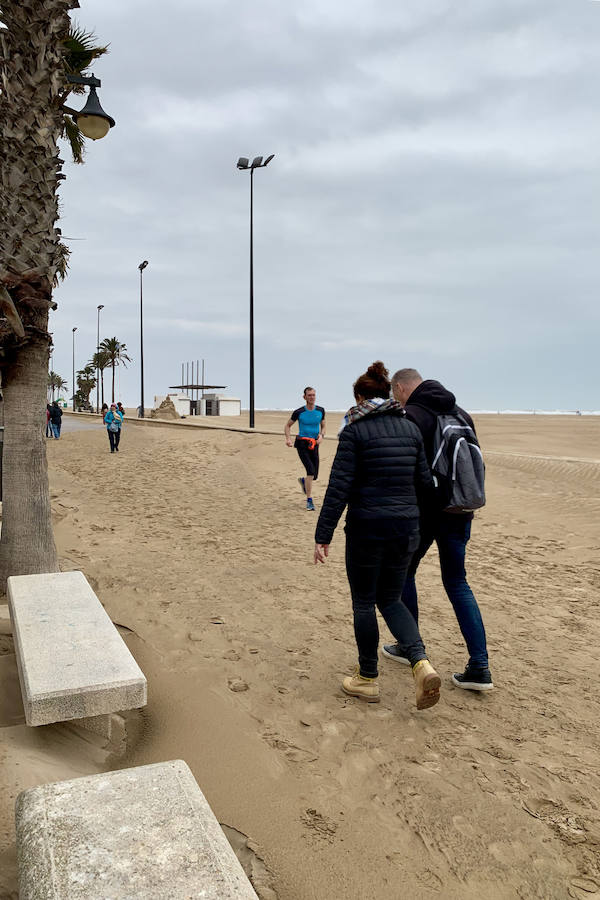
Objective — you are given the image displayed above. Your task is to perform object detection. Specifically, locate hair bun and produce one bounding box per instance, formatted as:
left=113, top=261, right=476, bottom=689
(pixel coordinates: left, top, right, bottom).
left=367, top=361, right=389, bottom=380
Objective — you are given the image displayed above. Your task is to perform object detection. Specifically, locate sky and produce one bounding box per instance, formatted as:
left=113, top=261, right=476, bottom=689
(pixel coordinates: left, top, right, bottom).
left=52, top=0, right=600, bottom=412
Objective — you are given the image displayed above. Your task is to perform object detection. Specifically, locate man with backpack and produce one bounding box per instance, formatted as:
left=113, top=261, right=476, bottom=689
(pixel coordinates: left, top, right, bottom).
left=382, top=369, right=493, bottom=691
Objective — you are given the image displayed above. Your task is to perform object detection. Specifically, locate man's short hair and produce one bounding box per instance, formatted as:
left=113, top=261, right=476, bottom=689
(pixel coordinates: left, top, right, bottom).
left=303, top=386, right=315, bottom=396
left=391, top=368, right=422, bottom=386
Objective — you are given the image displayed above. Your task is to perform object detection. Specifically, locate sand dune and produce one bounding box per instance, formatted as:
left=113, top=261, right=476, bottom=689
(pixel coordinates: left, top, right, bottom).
left=1, top=413, right=600, bottom=899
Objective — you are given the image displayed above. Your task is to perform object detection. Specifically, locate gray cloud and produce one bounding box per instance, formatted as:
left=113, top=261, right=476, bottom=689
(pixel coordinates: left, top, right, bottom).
left=52, top=0, right=600, bottom=413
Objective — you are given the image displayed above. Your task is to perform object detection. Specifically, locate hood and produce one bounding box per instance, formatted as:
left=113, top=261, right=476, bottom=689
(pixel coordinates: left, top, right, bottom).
left=407, top=379, right=456, bottom=414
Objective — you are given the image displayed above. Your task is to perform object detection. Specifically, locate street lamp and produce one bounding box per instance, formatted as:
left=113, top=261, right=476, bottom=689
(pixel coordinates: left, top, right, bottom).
left=139, top=261, right=149, bottom=418
left=236, top=154, right=275, bottom=429
left=64, top=74, right=115, bottom=141
left=72, top=327, right=77, bottom=411
left=96, top=304, right=104, bottom=413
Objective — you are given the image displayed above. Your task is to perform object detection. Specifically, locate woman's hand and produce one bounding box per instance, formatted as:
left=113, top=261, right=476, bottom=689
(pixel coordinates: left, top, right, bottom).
left=314, top=543, right=329, bottom=564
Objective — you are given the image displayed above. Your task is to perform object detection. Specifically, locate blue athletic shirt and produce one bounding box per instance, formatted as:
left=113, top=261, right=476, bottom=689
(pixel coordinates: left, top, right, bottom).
left=291, top=405, right=325, bottom=439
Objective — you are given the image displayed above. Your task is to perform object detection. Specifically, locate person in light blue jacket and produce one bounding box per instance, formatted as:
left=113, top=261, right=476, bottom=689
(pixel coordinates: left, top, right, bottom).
left=103, top=403, right=123, bottom=453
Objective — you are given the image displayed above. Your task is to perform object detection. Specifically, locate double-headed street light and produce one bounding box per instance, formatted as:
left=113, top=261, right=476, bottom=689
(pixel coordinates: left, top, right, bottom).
left=139, top=261, right=149, bottom=418
left=72, top=327, right=77, bottom=411
left=236, top=154, right=275, bottom=429
left=96, top=304, right=104, bottom=413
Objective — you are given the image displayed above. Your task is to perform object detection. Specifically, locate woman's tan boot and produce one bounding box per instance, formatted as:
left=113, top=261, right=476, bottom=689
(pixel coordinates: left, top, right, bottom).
left=342, top=669, right=380, bottom=703
left=412, top=659, right=441, bottom=710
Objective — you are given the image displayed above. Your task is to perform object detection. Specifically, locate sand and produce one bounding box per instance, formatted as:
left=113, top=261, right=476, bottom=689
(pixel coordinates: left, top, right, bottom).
left=1, top=412, right=600, bottom=899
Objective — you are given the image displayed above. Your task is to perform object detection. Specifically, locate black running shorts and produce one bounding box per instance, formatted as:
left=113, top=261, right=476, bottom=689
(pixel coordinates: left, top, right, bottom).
left=295, top=437, right=319, bottom=479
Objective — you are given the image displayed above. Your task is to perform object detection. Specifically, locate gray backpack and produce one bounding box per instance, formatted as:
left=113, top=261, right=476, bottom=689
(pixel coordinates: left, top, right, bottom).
left=430, top=412, right=486, bottom=512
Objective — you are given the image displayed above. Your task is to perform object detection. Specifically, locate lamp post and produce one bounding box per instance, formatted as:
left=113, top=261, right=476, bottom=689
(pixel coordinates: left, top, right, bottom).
left=236, top=154, right=275, bottom=428
left=72, top=327, right=77, bottom=411
left=139, top=261, right=149, bottom=418
left=96, top=304, right=104, bottom=413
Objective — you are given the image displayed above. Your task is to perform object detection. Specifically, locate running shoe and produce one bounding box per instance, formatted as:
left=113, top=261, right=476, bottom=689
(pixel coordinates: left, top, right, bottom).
left=298, top=477, right=306, bottom=494
left=382, top=643, right=410, bottom=665
left=306, top=498, right=315, bottom=511
left=451, top=666, right=493, bottom=692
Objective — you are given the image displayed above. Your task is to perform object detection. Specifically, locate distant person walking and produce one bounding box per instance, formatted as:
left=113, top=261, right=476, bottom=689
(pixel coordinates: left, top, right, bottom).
left=314, top=362, right=441, bottom=710
left=49, top=401, right=62, bottom=439
left=104, top=402, right=123, bottom=453
left=383, top=368, right=493, bottom=692
left=117, top=402, right=125, bottom=417
left=45, top=404, right=52, bottom=438
left=285, top=387, right=326, bottom=511
left=101, top=403, right=109, bottom=418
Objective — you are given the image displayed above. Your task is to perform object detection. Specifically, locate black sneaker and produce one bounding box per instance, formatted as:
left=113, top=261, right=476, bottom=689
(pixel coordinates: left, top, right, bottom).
left=451, top=666, right=493, bottom=691
left=381, top=643, right=410, bottom=666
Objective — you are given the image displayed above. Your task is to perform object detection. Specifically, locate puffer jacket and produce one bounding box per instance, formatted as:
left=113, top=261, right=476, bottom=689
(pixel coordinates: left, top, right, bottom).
left=314, top=408, right=434, bottom=546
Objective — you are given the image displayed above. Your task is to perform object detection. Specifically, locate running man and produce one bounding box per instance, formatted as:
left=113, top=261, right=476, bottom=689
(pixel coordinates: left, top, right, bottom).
left=285, top=387, right=326, bottom=511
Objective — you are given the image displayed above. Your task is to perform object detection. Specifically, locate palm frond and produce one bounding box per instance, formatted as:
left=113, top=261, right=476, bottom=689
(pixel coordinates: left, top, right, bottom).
left=63, top=23, right=109, bottom=85
left=62, top=115, right=85, bottom=164
left=54, top=242, right=71, bottom=286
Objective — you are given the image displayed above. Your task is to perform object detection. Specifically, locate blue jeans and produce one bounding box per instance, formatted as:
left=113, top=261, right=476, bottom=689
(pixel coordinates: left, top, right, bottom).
left=51, top=422, right=61, bottom=439
left=346, top=530, right=427, bottom=678
left=401, top=516, right=489, bottom=670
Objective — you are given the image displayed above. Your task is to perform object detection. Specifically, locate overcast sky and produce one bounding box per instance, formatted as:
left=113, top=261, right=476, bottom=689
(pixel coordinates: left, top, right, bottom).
left=53, top=0, right=600, bottom=412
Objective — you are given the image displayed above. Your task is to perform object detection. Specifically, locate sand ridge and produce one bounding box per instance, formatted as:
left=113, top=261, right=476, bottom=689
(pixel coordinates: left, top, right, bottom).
left=1, top=413, right=600, bottom=899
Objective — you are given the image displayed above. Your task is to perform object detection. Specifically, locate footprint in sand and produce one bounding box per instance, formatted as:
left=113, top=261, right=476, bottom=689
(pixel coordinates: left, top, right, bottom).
left=301, top=808, right=337, bottom=842
left=569, top=878, right=600, bottom=899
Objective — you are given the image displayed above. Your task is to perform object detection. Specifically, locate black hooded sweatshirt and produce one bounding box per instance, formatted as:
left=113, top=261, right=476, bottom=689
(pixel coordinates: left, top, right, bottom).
left=403, top=379, right=477, bottom=521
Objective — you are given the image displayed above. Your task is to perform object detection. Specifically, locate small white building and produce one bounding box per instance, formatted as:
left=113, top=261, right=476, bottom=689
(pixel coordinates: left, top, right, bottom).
left=154, top=392, right=241, bottom=417
left=203, top=394, right=241, bottom=417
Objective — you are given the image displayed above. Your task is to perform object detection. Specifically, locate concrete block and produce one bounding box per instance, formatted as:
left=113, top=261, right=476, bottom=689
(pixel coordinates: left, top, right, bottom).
left=7, top=571, right=146, bottom=726
left=16, top=759, right=258, bottom=900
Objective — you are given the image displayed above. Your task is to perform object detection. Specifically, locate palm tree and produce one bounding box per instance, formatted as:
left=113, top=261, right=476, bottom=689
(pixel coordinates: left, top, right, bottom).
left=0, top=3, right=109, bottom=586
left=99, top=337, right=132, bottom=403
left=47, top=371, right=68, bottom=403
left=75, top=364, right=96, bottom=408
left=90, top=349, right=110, bottom=406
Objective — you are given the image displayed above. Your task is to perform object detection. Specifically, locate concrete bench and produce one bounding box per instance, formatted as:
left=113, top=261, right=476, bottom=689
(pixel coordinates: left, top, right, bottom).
left=16, top=759, right=258, bottom=899
left=7, top=570, right=146, bottom=726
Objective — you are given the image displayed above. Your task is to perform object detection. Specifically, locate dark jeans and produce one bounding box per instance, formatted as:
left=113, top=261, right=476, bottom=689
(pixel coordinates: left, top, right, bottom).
left=401, top=516, right=489, bottom=670
left=108, top=428, right=121, bottom=451
left=346, top=530, right=427, bottom=678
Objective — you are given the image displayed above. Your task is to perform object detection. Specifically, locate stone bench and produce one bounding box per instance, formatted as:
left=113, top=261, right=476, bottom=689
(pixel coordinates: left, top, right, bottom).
left=16, top=759, right=258, bottom=899
left=7, top=570, right=146, bottom=726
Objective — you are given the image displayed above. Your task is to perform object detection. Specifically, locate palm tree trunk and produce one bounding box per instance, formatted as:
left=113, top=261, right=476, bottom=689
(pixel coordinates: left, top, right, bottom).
left=0, top=0, right=76, bottom=588
left=0, top=337, right=59, bottom=583
left=101, top=369, right=105, bottom=405
left=111, top=361, right=115, bottom=402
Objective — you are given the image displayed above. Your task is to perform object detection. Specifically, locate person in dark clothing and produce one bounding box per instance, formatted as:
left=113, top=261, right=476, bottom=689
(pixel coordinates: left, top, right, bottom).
left=383, top=368, right=493, bottom=691
left=314, top=361, right=441, bottom=710
left=45, top=404, right=52, bottom=438
left=49, top=402, right=62, bottom=439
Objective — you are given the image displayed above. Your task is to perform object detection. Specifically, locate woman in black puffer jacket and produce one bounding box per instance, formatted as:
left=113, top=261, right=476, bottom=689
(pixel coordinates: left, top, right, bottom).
left=314, top=361, right=441, bottom=710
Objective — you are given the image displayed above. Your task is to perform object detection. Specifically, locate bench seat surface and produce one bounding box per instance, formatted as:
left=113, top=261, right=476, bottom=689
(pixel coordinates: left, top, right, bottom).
left=16, top=759, right=258, bottom=899
left=8, top=570, right=146, bottom=725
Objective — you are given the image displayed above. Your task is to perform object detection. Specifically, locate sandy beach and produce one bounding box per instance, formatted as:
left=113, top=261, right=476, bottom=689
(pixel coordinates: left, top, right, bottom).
left=1, top=412, right=600, bottom=899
